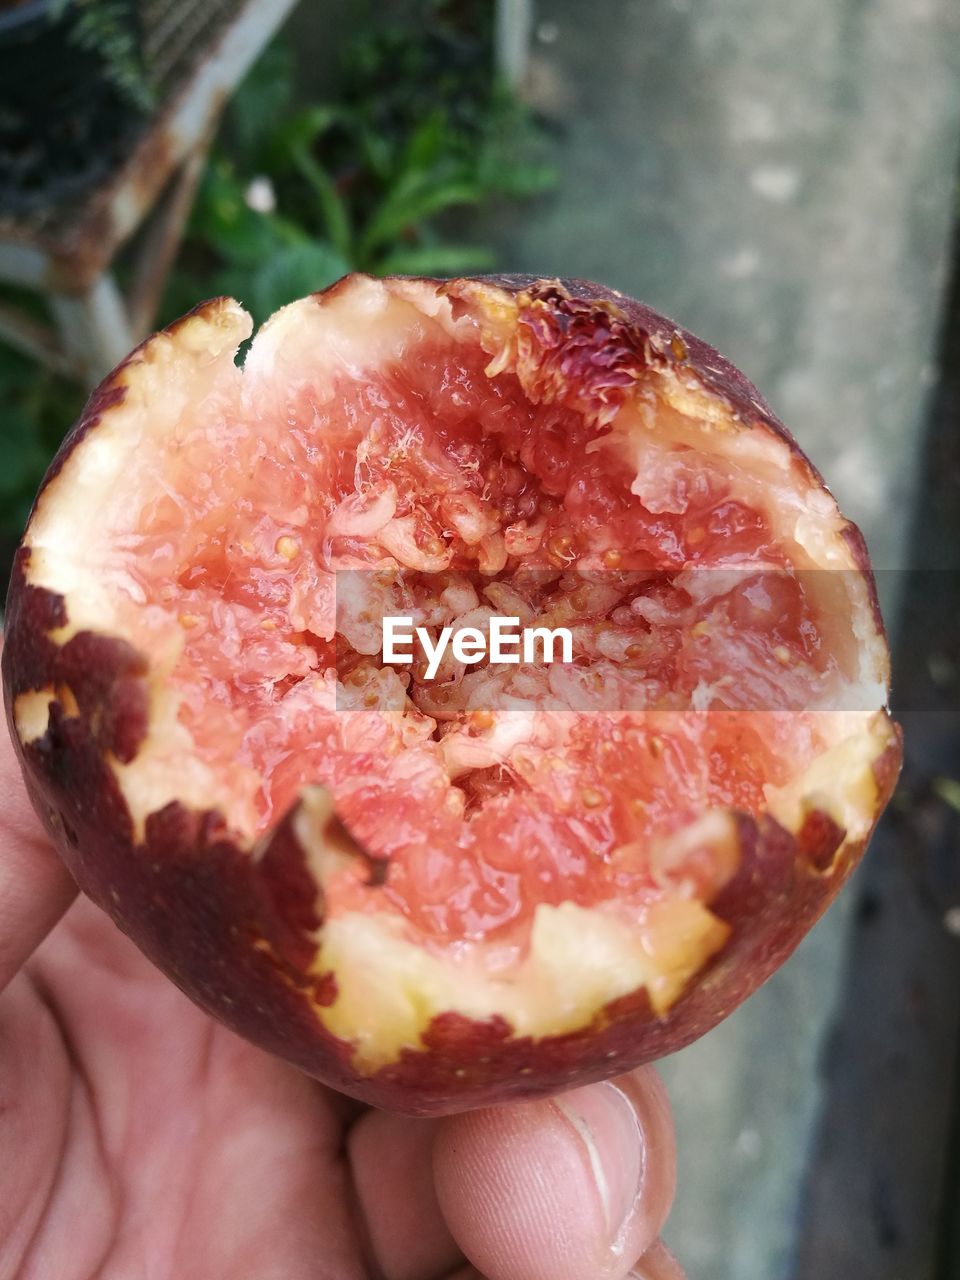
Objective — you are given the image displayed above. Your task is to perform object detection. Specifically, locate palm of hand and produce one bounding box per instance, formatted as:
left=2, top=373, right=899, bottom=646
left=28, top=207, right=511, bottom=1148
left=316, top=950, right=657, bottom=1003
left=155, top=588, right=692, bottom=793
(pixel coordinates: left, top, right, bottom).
left=0, top=737, right=681, bottom=1280
left=3, top=897, right=377, bottom=1280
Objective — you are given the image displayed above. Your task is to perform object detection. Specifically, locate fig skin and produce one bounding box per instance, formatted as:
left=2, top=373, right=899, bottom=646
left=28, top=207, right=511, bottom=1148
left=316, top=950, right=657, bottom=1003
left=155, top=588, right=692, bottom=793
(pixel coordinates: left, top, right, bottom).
left=2, top=275, right=902, bottom=1116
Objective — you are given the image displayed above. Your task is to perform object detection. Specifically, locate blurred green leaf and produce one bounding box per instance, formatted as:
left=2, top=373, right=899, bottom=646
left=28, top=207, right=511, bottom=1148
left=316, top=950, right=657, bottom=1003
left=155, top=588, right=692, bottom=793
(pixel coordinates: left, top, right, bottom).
left=933, top=776, right=960, bottom=814
left=0, top=342, right=36, bottom=392
left=266, top=105, right=346, bottom=167
left=229, top=42, right=297, bottom=165
left=288, top=146, right=354, bottom=261
left=359, top=170, right=484, bottom=259
left=0, top=336, right=81, bottom=538
left=225, top=241, right=352, bottom=324
left=0, top=415, right=51, bottom=499
left=357, top=125, right=395, bottom=182
left=397, top=111, right=449, bottom=175
left=51, top=0, right=155, bottom=111
left=482, top=158, right=559, bottom=198
left=377, top=243, right=497, bottom=276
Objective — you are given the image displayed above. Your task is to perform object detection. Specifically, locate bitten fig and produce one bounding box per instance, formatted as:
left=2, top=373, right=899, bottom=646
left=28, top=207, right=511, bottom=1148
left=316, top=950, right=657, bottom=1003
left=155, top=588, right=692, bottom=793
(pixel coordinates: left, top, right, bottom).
left=2, top=275, right=901, bottom=1115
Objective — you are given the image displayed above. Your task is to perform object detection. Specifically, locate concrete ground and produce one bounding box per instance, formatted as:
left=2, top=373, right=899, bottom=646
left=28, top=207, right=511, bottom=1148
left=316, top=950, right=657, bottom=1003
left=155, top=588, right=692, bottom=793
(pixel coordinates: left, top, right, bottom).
left=468, top=2, right=960, bottom=1276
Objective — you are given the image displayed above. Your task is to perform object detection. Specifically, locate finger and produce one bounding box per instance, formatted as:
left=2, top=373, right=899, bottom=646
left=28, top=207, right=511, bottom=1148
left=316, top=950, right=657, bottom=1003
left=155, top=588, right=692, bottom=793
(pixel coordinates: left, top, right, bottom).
left=440, top=1246, right=686, bottom=1280
left=0, top=718, right=77, bottom=993
left=348, top=1110, right=461, bottom=1280
left=433, top=1066, right=677, bottom=1280
left=630, top=1239, right=686, bottom=1279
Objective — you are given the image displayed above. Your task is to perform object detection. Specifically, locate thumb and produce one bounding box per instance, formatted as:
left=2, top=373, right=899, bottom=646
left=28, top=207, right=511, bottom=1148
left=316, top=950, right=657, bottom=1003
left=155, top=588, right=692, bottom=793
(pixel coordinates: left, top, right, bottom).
left=433, top=1066, right=677, bottom=1280
left=0, top=717, right=77, bottom=993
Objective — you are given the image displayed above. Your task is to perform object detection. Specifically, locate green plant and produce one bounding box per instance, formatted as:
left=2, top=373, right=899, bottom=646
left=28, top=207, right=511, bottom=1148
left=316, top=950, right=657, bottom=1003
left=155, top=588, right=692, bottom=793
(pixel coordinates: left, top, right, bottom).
left=167, top=7, right=556, bottom=323
left=48, top=0, right=154, bottom=111
left=0, top=5, right=557, bottom=550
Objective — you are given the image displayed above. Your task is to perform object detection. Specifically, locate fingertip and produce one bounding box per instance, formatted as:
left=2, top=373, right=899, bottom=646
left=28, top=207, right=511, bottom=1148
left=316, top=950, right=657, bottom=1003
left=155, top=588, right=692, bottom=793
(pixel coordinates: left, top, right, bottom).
left=630, top=1238, right=687, bottom=1279
left=433, top=1067, right=676, bottom=1280
left=613, top=1067, right=677, bottom=1250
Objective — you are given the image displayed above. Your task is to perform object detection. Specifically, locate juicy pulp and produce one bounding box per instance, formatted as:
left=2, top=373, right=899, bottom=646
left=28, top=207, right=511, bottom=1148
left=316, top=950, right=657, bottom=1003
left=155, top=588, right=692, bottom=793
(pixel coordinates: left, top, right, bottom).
left=89, top=294, right=855, bottom=955
left=12, top=275, right=897, bottom=1080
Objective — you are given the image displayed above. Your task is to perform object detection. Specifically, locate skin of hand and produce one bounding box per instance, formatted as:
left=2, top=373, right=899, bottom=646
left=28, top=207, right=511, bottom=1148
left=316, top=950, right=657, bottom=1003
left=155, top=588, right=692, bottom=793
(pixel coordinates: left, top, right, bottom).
left=0, top=719, right=684, bottom=1280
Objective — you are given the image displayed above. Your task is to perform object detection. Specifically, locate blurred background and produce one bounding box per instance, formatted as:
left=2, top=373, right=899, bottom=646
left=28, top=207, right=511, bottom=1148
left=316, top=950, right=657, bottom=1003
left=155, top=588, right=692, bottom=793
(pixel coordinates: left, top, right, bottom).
left=1, top=1, right=959, bottom=1276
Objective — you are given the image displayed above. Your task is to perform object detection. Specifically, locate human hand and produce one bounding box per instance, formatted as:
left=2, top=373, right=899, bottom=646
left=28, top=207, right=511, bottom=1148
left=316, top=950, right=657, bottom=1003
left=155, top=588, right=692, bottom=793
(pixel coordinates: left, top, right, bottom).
left=0, top=723, right=683, bottom=1280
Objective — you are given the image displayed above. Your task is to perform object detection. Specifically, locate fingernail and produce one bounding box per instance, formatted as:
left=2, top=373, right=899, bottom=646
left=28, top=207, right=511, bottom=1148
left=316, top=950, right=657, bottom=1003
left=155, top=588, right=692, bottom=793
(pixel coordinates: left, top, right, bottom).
left=629, top=1238, right=687, bottom=1279
left=554, top=1081, right=645, bottom=1246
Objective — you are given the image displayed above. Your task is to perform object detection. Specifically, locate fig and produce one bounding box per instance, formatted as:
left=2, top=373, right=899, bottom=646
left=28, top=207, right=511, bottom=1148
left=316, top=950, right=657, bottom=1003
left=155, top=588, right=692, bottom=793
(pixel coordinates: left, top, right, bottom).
left=2, top=274, right=901, bottom=1115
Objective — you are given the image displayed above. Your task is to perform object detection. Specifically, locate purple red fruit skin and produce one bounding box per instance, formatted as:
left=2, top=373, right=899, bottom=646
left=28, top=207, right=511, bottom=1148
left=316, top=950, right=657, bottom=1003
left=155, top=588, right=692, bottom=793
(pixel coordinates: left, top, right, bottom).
left=1, top=276, right=902, bottom=1116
